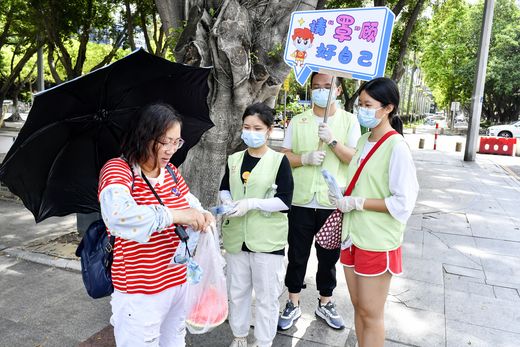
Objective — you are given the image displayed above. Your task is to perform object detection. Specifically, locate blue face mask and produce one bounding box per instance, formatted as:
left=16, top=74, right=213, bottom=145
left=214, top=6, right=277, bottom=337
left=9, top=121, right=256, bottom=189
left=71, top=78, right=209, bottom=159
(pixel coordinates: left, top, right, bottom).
left=241, top=130, right=267, bottom=148
left=186, top=258, right=203, bottom=284
left=311, top=88, right=336, bottom=108
left=356, top=107, right=383, bottom=128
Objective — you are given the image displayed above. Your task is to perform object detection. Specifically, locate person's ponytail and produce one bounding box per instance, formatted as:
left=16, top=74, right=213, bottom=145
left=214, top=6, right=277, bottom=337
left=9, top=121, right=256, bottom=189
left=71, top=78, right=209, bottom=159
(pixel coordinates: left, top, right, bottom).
left=390, top=116, right=403, bottom=136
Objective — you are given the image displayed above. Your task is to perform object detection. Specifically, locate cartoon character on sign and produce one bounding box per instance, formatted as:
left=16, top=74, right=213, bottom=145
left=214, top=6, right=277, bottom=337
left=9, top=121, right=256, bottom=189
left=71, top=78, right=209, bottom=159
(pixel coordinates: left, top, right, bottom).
left=290, top=28, right=314, bottom=67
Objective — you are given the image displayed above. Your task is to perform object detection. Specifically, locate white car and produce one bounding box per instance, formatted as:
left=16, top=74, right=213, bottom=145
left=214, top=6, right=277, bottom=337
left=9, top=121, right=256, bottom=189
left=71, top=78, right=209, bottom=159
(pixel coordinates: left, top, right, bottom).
left=487, top=120, right=520, bottom=138
left=424, top=115, right=447, bottom=128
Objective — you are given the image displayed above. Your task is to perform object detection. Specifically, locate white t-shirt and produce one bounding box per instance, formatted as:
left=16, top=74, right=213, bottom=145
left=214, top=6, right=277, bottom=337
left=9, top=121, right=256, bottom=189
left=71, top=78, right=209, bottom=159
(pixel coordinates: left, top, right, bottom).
left=282, top=113, right=362, bottom=209
left=357, top=140, right=419, bottom=224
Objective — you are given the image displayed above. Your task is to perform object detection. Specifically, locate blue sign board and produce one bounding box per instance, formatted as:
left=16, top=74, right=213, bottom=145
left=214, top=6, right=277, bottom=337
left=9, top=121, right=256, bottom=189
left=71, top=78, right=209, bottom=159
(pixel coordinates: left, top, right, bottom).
left=284, top=8, right=395, bottom=86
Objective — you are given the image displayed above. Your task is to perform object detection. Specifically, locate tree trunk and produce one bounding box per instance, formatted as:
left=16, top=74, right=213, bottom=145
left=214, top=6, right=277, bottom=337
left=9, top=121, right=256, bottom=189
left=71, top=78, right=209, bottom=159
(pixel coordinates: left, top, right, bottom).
left=392, top=0, right=407, bottom=17
left=155, top=0, right=188, bottom=30
left=125, top=0, right=137, bottom=51
left=47, top=45, right=63, bottom=84
left=163, top=0, right=319, bottom=207
left=8, top=91, right=22, bottom=122
left=0, top=44, right=39, bottom=127
left=391, top=0, right=426, bottom=83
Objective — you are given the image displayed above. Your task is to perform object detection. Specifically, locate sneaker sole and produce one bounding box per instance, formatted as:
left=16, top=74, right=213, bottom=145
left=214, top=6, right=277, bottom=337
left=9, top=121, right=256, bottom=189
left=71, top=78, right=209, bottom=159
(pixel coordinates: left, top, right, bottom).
left=277, top=311, right=302, bottom=331
left=315, top=309, right=345, bottom=330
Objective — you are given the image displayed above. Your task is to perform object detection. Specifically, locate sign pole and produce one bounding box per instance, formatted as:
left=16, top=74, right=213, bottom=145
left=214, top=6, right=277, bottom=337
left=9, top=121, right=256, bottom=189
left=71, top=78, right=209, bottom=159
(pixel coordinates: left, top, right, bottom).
left=322, top=75, right=336, bottom=124
left=318, top=75, right=336, bottom=151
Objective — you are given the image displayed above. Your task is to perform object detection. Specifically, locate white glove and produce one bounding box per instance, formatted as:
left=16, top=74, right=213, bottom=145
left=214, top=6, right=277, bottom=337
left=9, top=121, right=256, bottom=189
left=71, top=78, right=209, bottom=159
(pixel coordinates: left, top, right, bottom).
left=328, top=186, right=346, bottom=205
left=328, top=189, right=339, bottom=206
left=227, top=199, right=253, bottom=218
left=318, top=123, right=334, bottom=144
left=219, top=192, right=235, bottom=208
left=221, top=198, right=234, bottom=209
left=335, top=196, right=365, bottom=213
left=301, top=151, right=326, bottom=166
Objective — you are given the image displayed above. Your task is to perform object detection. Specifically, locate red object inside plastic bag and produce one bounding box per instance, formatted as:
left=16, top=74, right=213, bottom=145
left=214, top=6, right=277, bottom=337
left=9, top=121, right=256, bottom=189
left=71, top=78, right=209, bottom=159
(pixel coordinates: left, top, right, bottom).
left=186, top=285, right=228, bottom=331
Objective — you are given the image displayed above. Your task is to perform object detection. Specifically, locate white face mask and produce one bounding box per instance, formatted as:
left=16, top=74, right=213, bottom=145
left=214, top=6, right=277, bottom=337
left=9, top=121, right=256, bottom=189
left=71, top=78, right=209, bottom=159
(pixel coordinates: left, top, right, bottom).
left=355, top=106, right=383, bottom=128
left=241, top=130, right=267, bottom=148
left=311, top=88, right=336, bottom=108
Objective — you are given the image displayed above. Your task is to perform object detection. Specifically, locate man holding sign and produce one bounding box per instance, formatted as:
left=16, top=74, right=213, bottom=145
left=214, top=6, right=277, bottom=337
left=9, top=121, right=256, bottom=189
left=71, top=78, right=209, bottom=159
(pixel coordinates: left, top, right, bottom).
left=279, top=6, right=395, bottom=332
left=278, top=72, right=360, bottom=330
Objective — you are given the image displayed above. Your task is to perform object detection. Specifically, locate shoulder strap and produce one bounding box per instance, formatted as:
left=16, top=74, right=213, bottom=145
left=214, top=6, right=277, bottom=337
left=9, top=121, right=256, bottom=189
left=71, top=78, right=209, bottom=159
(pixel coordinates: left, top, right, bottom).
left=344, top=130, right=398, bottom=196
left=165, top=165, right=178, bottom=184
left=142, top=174, right=165, bottom=205
left=120, top=157, right=135, bottom=191
left=142, top=169, right=189, bottom=243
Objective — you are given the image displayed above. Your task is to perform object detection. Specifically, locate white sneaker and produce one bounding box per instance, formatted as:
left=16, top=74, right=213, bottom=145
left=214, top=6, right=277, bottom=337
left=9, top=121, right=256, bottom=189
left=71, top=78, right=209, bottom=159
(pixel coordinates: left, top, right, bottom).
left=229, top=337, right=248, bottom=347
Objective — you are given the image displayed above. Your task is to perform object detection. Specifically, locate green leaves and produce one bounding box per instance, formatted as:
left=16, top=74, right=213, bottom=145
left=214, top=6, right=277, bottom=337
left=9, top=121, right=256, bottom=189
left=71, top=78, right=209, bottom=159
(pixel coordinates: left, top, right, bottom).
left=420, top=0, right=520, bottom=122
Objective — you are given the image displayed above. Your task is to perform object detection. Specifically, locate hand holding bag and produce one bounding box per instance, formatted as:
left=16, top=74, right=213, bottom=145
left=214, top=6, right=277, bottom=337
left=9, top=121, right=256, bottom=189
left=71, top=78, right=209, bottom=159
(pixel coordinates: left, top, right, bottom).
left=316, top=131, right=398, bottom=250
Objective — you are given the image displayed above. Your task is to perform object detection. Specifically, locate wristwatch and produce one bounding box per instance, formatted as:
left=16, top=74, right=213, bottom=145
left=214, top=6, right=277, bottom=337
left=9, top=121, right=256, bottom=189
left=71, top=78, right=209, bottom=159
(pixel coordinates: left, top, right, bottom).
left=328, top=140, right=338, bottom=149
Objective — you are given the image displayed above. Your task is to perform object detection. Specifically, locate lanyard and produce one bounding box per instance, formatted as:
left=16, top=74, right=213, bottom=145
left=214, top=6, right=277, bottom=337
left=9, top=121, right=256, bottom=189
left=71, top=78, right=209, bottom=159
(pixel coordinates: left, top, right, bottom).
left=142, top=172, right=190, bottom=244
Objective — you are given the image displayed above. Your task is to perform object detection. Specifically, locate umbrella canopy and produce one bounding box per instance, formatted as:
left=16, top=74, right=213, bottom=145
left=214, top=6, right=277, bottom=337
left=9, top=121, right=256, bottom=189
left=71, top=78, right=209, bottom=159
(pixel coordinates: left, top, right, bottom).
left=0, top=49, right=213, bottom=223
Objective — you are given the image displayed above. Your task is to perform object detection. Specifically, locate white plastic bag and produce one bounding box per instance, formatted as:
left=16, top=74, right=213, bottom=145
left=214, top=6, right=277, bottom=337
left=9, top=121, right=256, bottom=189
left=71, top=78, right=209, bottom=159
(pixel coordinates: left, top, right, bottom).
left=185, top=228, right=228, bottom=334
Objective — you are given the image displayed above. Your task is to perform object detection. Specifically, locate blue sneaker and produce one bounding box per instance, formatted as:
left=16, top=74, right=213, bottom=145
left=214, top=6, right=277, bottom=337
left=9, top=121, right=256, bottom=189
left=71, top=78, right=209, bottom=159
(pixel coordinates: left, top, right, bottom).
left=278, top=300, right=301, bottom=330
left=315, top=300, right=345, bottom=330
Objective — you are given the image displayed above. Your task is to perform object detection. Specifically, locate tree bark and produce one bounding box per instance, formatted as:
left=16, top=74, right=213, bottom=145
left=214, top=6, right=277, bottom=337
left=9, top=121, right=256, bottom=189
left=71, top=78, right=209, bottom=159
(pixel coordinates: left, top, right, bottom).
left=47, top=45, right=63, bottom=84
left=161, top=0, right=319, bottom=207
left=391, top=0, right=426, bottom=82
left=154, top=0, right=186, bottom=33
left=0, top=44, right=40, bottom=127
left=125, top=0, right=137, bottom=51
left=392, top=0, right=407, bottom=17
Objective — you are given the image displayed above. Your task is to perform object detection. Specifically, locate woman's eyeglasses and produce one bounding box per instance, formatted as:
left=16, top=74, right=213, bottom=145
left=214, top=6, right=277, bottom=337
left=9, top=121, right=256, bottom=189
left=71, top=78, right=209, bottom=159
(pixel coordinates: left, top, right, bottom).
left=157, top=137, right=185, bottom=150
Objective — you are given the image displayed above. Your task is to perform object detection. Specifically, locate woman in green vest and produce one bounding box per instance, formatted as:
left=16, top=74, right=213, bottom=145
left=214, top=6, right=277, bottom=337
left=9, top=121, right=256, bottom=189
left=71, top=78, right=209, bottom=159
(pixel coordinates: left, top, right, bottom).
left=328, top=78, right=419, bottom=347
left=219, top=103, right=294, bottom=347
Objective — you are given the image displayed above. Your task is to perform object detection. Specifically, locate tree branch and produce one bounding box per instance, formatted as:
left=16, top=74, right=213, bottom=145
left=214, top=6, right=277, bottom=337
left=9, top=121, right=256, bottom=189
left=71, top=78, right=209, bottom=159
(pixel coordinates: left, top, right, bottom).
left=0, top=4, right=14, bottom=49
left=74, top=0, right=95, bottom=77
left=89, top=32, right=127, bottom=72
left=125, top=0, right=136, bottom=50
left=391, top=0, right=426, bottom=82
left=47, top=45, right=63, bottom=84
left=392, top=0, right=407, bottom=17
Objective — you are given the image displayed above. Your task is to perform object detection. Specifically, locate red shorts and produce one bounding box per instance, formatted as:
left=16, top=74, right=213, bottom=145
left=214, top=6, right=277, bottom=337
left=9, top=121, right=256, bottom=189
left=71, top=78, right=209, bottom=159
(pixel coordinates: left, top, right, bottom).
left=340, top=244, right=402, bottom=276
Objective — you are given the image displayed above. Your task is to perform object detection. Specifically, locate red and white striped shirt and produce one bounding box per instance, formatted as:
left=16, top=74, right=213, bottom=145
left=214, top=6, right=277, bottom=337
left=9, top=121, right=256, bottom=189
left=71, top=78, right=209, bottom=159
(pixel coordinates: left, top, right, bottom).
left=98, top=158, right=190, bottom=295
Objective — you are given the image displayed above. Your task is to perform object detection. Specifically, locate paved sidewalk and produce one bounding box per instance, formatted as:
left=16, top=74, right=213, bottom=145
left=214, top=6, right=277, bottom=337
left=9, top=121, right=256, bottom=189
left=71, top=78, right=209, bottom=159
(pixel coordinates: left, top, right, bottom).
left=1, top=132, right=520, bottom=346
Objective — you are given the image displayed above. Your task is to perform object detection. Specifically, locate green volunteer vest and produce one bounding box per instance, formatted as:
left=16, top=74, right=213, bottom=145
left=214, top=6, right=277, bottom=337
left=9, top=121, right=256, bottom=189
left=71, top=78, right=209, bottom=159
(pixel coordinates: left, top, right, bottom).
left=341, top=132, right=406, bottom=251
left=291, top=108, right=356, bottom=207
left=222, top=148, right=288, bottom=254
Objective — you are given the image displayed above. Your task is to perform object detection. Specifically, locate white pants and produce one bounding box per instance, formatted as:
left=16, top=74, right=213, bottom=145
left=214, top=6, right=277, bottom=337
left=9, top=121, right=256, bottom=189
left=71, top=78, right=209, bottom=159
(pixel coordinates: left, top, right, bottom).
left=226, top=251, right=285, bottom=347
left=110, top=284, right=188, bottom=347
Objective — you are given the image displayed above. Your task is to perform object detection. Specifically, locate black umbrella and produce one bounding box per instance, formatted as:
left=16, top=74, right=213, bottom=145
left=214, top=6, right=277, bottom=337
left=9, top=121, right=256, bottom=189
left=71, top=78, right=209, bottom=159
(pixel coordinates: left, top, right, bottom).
left=0, top=48, right=213, bottom=223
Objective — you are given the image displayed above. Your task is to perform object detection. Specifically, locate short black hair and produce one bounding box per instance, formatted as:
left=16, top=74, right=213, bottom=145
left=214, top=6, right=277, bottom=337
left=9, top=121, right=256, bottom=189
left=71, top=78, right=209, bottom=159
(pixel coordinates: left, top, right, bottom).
left=310, top=72, right=342, bottom=87
left=121, top=103, right=182, bottom=167
left=242, top=102, right=276, bottom=127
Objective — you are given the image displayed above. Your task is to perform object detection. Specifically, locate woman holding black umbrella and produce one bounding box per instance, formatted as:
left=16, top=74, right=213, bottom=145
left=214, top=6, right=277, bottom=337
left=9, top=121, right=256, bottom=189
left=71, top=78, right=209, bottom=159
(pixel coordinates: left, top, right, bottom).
left=98, top=103, right=215, bottom=347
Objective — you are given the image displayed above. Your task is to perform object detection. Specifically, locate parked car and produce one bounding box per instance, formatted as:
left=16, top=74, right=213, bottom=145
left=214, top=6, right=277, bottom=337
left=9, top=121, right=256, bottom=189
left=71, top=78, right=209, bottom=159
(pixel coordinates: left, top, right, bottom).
left=424, top=115, right=447, bottom=128
left=486, top=120, right=520, bottom=138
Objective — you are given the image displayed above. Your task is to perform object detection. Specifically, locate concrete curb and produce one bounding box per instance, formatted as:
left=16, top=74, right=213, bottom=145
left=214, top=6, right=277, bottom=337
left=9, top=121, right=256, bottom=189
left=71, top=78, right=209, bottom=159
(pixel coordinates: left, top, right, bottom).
left=500, top=164, right=520, bottom=182
left=3, top=247, right=81, bottom=272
